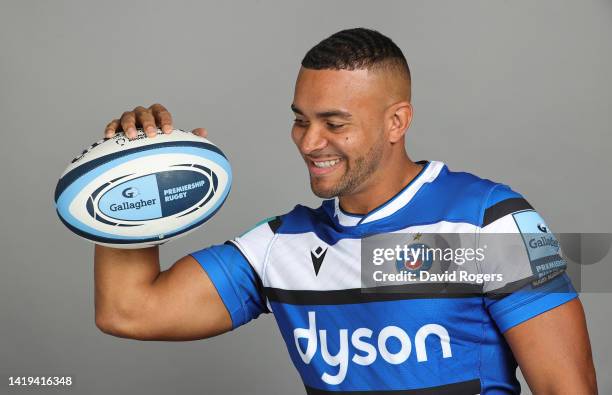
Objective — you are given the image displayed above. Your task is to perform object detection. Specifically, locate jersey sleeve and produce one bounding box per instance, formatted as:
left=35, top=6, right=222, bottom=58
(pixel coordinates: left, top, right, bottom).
left=478, top=184, right=578, bottom=333
left=189, top=217, right=279, bottom=329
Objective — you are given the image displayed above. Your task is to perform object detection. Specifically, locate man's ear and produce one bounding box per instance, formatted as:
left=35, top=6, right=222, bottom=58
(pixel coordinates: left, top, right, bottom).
left=387, top=102, right=413, bottom=143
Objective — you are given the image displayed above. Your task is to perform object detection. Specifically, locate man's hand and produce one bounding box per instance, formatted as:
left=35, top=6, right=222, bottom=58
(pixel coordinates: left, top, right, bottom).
left=505, top=298, right=597, bottom=394
left=103, top=103, right=208, bottom=140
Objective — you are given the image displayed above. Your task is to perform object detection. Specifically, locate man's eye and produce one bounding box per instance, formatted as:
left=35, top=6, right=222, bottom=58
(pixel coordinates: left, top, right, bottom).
left=327, top=123, right=344, bottom=130
left=293, top=119, right=308, bottom=126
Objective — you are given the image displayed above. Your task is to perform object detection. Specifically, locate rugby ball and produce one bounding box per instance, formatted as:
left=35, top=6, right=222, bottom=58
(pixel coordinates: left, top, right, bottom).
left=54, top=128, right=232, bottom=248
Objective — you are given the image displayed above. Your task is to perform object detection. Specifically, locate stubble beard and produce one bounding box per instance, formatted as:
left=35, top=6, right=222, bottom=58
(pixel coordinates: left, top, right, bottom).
left=309, top=138, right=385, bottom=199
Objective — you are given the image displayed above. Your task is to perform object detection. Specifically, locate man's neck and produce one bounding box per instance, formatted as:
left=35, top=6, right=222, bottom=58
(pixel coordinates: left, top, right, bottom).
left=337, top=159, right=423, bottom=215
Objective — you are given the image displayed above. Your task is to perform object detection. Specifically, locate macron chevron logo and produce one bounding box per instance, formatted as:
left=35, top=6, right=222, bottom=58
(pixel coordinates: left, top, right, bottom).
left=310, top=246, right=328, bottom=275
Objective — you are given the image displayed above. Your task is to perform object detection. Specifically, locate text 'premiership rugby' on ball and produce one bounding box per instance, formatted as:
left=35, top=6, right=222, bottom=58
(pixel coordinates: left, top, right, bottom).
left=54, top=129, right=232, bottom=248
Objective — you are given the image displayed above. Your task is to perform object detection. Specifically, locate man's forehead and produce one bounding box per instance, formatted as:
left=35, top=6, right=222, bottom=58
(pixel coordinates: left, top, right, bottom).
left=293, top=68, right=380, bottom=112
left=295, top=67, right=373, bottom=88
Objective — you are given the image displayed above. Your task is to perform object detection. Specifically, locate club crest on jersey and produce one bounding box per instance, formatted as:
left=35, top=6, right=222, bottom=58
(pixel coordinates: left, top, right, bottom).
left=395, top=242, right=433, bottom=274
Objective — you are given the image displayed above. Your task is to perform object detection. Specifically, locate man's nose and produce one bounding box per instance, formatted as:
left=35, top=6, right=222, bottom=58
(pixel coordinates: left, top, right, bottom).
left=299, top=124, right=327, bottom=155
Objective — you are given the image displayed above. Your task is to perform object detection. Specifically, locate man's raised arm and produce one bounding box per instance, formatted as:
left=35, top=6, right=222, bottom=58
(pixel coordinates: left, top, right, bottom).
left=94, top=246, right=232, bottom=340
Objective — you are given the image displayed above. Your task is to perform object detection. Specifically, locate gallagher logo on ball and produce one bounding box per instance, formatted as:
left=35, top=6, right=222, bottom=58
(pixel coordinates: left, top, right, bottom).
left=122, top=187, right=139, bottom=198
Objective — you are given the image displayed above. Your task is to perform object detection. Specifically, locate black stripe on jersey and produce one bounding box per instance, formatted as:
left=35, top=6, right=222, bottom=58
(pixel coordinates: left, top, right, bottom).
left=484, top=276, right=536, bottom=300
left=305, top=378, right=481, bottom=395
left=482, top=197, right=533, bottom=227
left=268, top=216, right=282, bottom=233
left=224, top=240, right=271, bottom=313
left=264, top=283, right=482, bottom=305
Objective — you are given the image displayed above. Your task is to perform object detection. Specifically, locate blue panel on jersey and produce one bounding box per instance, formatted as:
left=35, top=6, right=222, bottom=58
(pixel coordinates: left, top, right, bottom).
left=484, top=184, right=523, bottom=208
left=486, top=273, right=578, bottom=333
left=190, top=244, right=267, bottom=329
left=271, top=297, right=484, bottom=392
left=388, top=168, right=496, bottom=228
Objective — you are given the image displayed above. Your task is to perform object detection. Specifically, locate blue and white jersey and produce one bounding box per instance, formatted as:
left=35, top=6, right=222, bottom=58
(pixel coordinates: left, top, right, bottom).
left=190, top=160, right=577, bottom=394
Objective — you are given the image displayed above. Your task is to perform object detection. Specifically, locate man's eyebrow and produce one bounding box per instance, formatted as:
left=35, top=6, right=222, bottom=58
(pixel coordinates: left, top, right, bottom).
left=290, top=104, right=303, bottom=115
left=316, top=110, right=352, bottom=120
left=291, top=104, right=352, bottom=120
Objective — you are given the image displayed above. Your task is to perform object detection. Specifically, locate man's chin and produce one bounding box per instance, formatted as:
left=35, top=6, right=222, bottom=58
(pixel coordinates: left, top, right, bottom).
left=309, top=179, right=340, bottom=199
left=312, top=190, right=337, bottom=199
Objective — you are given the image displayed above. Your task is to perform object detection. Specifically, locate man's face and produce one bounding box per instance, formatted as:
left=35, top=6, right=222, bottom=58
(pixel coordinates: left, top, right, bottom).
left=291, top=68, right=392, bottom=199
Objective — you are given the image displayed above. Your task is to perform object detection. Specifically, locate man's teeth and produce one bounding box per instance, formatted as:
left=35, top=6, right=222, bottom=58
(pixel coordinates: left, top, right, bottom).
left=313, top=159, right=341, bottom=168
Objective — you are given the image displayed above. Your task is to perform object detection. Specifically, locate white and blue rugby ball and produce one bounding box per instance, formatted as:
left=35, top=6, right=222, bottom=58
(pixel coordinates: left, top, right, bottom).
left=54, top=129, right=232, bottom=248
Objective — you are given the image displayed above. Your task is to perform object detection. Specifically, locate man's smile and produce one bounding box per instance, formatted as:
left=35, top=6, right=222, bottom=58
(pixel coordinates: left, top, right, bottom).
left=307, top=157, right=344, bottom=176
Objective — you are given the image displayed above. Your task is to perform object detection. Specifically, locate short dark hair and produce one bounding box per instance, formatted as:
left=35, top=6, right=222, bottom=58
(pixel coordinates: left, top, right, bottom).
left=301, top=28, right=410, bottom=82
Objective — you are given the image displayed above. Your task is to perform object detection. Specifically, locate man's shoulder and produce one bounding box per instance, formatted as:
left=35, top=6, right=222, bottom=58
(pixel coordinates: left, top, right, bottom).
left=437, top=162, right=527, bottom=202
left=404, top=162, right=527, bottom=227
left=239, top=203, right=329, bottom=238
left=434, top=163, right=497, bottom=196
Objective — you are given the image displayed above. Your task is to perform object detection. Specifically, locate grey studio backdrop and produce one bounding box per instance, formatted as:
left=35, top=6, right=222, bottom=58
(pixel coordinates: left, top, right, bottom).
left=1, top=1, right=610, bottom=394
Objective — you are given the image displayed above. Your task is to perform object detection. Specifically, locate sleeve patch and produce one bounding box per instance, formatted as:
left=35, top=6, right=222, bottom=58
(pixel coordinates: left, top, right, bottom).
left=512, top=210, right=566, bottom=280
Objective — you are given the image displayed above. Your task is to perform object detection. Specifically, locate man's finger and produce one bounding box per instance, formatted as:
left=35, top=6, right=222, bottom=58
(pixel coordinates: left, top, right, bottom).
left=151, top=104, right=174, bottom=134
left=104, top=119, right=120, bottom=138
left=120, top=111, right=138, bottom=139
left=191, top=128, right=208, bottom=138
left=134, top=106, right=157, bottom=138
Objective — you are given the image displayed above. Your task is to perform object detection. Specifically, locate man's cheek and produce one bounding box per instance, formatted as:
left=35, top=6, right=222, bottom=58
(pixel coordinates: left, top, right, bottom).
left=291, top=128, right=302, bottom=148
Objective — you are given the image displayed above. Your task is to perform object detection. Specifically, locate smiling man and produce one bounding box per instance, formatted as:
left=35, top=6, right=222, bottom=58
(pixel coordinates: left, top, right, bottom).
left=96, top=28, right=597, bottom=394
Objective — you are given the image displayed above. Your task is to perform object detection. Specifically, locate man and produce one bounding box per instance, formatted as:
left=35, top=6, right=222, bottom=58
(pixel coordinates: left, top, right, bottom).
left=96, top=28, right=597, bottom=394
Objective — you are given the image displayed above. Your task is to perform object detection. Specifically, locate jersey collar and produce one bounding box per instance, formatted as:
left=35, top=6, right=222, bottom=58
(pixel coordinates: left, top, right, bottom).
left=330, top=160, right=445, bottom=227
